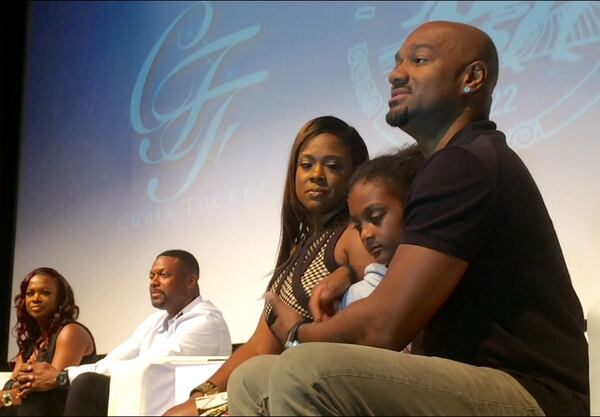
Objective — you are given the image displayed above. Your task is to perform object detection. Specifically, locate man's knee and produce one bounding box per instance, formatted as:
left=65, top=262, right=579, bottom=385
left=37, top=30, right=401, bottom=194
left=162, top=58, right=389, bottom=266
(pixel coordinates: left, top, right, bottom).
left=270, top=343, right=339, bottom=391
left=70, top=372, right=109, bottom=394
left=64, top=372, right=111, bottom=416
left=229, top=355, right=279, bottom=416
left=274, top=342, right=355, bottom=378
left=266, top=343, right=353, bottom=415
left=229, top=354, right=277, bottom=393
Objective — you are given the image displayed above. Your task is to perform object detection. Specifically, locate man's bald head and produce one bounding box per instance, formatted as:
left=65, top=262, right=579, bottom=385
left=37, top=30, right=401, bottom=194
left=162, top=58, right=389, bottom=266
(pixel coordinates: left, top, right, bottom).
left=386, top=20, right=499, bottom=146
left=411, top=21, right=499, bottom=104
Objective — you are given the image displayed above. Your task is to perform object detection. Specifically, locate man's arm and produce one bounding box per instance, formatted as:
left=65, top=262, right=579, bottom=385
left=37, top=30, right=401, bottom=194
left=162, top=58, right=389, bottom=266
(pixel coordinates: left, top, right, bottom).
left=149, top=312, right=231, bottom=357
left=270, top=244, right=468, bottom=350
left=293, top=148, right=491, bottom=347
left=14, top=362, right=59, bottom=396
left=67, top=313, right=159, bottom=381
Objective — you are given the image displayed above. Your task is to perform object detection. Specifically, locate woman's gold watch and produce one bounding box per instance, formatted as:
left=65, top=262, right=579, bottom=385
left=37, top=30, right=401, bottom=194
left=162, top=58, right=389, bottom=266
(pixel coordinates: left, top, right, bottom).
left=189, top=380, right=219, bottom=397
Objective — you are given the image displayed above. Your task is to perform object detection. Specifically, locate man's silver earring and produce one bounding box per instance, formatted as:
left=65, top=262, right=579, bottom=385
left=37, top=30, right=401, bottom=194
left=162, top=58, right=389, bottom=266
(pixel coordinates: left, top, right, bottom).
left=464, top=86, right=471, bottom=94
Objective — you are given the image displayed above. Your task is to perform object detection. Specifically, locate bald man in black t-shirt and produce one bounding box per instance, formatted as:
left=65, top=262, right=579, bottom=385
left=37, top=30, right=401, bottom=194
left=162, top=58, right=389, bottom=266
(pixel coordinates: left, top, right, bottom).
left=227, top=21, right=589, bottom=416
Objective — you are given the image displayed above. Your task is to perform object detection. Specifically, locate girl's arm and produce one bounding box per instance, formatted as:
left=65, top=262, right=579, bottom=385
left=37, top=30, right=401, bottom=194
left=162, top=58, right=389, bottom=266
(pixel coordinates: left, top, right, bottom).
left=310, top=224, right=375, bottom=321
left=333, top=223, right=375, bottom=280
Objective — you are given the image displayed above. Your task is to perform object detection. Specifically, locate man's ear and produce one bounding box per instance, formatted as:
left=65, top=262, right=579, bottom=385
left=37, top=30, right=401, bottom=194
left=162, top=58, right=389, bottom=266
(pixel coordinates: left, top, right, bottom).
left=186, top=273, right=199, bottom=289
left=462, top=60, right=488, bottom=94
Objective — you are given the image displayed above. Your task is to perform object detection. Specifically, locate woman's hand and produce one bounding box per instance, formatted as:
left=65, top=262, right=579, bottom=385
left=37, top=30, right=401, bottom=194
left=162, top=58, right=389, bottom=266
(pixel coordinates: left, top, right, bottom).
left=15, top=361, right=60, bottom=396
left=309, top=266, right=354, bottom=322
left=1, top=388, right=22, bottom=406
left=162, top=394, right=201, bottom=416
left=265, top=293, right=304, bottom=344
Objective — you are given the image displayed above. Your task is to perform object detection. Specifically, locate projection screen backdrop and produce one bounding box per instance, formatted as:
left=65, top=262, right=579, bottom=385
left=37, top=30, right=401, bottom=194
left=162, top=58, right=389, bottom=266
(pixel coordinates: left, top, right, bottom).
left=8, top=1, right=600, bottom=358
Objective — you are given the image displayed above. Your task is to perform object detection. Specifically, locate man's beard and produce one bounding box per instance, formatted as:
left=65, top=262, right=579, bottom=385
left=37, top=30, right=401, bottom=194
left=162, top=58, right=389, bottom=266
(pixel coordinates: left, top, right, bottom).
left=385, top=105, right=408, bottom=128
left=151, top=292, right=166, bottom=309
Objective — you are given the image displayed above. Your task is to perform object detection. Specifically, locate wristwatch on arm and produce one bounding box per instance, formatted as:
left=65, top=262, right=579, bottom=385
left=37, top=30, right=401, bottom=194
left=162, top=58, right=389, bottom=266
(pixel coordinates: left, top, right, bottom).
left=55, top=370, right=70, bottom=389
left=284, top=319, right=310, bottom=349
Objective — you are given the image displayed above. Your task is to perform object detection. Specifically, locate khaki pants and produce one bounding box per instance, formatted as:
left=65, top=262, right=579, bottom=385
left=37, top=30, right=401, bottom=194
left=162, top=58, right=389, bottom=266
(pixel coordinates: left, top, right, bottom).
left=228, top=342, right=544, bottom=416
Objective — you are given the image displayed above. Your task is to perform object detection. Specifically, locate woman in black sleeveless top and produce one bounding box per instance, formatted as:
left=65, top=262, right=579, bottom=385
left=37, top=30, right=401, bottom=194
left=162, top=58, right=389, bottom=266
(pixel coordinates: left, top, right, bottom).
left=1, top=267, right=96, bottom=416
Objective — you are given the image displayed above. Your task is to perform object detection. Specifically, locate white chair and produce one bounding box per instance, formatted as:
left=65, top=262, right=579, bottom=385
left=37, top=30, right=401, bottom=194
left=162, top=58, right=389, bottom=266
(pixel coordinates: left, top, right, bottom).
left=0, top=372, right=12, bottom=389
left=589, top=299, right=600, bottom=415
left=107, top=356, right=227, bottom=416
left=1, top=357, right=226, bottom=415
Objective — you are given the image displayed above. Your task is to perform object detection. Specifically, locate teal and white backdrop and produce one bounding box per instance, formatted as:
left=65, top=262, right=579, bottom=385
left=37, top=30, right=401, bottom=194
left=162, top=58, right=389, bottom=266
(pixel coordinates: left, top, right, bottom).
left=9, top=1, right=600, bottom=358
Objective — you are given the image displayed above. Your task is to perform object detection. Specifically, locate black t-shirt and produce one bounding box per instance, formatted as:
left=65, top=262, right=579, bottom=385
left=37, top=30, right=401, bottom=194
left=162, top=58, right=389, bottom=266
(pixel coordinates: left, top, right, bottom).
left=403, top=121, right=589, bottom=415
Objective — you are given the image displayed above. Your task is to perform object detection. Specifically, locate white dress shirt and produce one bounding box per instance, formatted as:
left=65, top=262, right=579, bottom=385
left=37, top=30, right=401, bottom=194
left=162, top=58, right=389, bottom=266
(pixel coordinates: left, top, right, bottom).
left=68, top=295, right=231, bottom=381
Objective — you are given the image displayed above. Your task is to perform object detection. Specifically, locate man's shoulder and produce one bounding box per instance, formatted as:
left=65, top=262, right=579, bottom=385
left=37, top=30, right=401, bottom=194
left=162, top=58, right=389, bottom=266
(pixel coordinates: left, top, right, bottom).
left=448, top=122, right=516, bottom=170
left=414, top=144, right=494, bottom=193
left=191, top=298, right=220, bottom=311
left=174, top=299, right=230, bottom=341
left=181, top=299, right=226, bottom=321
left=137, top=309, right=168, bottom=329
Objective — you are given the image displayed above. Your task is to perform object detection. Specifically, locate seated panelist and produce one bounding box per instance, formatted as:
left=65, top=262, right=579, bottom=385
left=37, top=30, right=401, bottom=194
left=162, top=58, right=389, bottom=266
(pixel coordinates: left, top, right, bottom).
left=1, top=267, right=96, bottom=416
left=14, top=250, right=231, bottom=416
left=164, top=116, right=374, bottom=416
left=229, top=21, right=588, bottom=417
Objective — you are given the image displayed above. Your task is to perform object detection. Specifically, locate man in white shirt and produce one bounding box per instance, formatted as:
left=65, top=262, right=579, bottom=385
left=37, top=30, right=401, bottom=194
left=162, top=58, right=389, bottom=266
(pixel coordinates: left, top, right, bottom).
left=14, top=249, right=231, bottom=415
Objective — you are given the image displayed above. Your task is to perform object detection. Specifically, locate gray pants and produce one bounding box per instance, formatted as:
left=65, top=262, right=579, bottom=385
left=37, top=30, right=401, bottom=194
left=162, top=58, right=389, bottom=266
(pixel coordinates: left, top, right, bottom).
left=228, top=342, right=544, bottom=416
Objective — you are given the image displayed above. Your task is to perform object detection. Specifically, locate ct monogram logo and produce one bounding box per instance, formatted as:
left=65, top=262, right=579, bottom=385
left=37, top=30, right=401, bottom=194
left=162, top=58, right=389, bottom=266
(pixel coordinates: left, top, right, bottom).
left=130, top=1, right=268, bottom=202
left=348, top=1, right=600, bottom=150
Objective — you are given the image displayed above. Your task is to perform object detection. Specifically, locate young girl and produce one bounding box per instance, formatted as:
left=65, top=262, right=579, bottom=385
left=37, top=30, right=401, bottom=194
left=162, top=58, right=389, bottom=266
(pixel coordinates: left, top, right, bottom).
left=340, top=145, right=424, bottom=309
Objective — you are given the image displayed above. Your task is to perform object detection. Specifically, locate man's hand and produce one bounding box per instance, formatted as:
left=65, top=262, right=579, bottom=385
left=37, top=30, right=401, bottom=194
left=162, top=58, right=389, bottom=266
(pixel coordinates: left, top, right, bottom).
left=309, top=266, right=354, bottom=322
left=15, top=361, right=60, bottom=396
left=265, top=293, right=304, bottom=344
